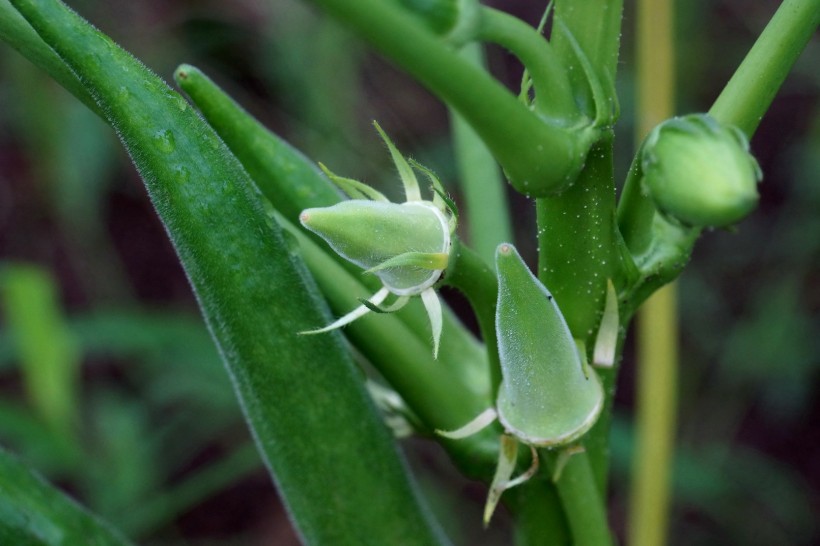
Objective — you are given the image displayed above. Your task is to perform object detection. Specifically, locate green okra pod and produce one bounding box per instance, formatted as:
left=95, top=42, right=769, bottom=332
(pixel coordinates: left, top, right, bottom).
left=495, top=243, right=604, bottom=447
left=173, top=64, right=340, bottom=223
left=6, top=1, right=448, bottom=543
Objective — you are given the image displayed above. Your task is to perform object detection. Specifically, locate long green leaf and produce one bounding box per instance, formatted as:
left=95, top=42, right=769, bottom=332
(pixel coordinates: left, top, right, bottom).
left=0, top=264, right=79, bottom=438
left=0, top=447, right=133, bottom=546
left=4, top=1, right=447, bottom=543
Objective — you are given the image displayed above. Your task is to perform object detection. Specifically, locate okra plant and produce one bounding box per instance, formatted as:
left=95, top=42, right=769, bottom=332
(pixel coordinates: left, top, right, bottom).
left=0, top=0, right=816, bottom=544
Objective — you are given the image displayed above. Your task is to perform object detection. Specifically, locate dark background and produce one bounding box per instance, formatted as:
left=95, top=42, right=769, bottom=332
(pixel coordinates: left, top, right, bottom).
left=0, top=0, right=818, bottom=544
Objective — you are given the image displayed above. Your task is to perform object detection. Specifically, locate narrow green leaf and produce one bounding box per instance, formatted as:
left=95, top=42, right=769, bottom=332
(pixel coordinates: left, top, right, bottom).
left=0, top=264, right=80, bottom=438
left=0, top=447, right=133, bottom=546
left=7, top=1, right=447, bottom=543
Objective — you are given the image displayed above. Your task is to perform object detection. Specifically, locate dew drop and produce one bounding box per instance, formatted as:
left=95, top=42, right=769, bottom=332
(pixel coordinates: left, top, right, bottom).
left=154, top=129, right=176, bottom=154
left=173, top=165, right=190, bottom=183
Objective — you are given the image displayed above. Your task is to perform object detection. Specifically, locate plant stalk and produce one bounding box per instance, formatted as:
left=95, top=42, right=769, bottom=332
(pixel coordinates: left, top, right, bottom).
left=709, top=0, right=820, bottom=136
left=476, top=7, right=577, bottom=123
left=627, top=2, right=679, bottom=544
left=449, top=43, right=512, bottom=265
left=629, top=284, right=678, bottom=546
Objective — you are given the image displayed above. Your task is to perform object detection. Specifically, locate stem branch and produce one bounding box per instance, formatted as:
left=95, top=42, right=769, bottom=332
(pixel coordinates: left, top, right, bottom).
left=709, top=0, right=820, bottom=136
left=476, top=7, right=577, bottom=123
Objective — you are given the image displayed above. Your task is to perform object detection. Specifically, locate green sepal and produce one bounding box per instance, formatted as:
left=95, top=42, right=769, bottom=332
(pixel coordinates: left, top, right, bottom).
left=318, top=162, right=389, bottom=202
left=364, top=251, right=449, bottom=275
left=373, top=121, right=422, bottom=202
left=409, top=157, right=458, bottom=221
left=484, top=434, right=519, bottom=526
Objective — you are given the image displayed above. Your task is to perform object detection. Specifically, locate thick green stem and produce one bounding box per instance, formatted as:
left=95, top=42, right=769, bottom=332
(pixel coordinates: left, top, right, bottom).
left=505, top=478, right=570, bottom=546
left=536, top=137, right=619, bottom=340
left=476, top=7, right=577, bottom=123
left=709, top=0, right=820, bottom=136
left=533, top=4, right=624, bottom=535
left=535, top=138, right=619, bottom=534
left=303, top=0, right=595, bottom=196
left=536, top=140, right=623, bottom=498
left=449, top=43, right=512, bottom=265
left=544, top=450, right=613, bottom=546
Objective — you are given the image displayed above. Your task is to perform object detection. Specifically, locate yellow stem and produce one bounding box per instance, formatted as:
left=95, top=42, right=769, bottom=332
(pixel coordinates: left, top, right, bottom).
left=628, top=0, right=678, bottom=544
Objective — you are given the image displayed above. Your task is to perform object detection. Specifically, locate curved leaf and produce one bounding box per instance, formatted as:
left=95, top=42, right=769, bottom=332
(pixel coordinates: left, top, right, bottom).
left=0, top=447, right=132, bottom=546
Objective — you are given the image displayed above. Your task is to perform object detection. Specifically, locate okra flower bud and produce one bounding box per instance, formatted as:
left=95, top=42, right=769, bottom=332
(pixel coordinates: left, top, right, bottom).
left=299, top=122, right=456, bottom=358
left=641, top=113, right=762, bottom=227
left=300, top=200, right=450, bottom=296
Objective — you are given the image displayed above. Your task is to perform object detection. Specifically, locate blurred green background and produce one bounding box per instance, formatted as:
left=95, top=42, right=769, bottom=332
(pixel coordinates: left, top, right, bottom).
left=0, top=0, right=817, bottom=544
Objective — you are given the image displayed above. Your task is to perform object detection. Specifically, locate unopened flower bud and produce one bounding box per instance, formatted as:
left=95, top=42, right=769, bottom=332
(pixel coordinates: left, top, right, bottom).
left=300, top=200, right=450, bottom=296
left=298, top=121, right=456, bottom=358
left=641, top=113, right=761, bottom=227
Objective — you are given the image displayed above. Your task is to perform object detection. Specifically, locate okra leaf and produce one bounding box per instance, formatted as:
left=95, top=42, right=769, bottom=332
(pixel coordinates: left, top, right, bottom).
left=5, top=1, right=448, bottom=544
left=0, top=447, right=133, bottom=546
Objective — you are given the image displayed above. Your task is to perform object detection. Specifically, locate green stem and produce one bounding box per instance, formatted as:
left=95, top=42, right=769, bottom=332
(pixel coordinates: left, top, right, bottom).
left=535, top=138, right=619, bottom=531
left=449, top=43, right=512, bottom=264
left=505, top=478, right=570, bottom=546
left=627, top=1, right=678, bottom=543
left=709, top=0, right=820, bottom=136
left=536, top=137, right=619, bottom=340
left=534, top=2, right=624, bottom=527
left=476, top=7, right=577, bottom=123
left=544, top=450, right=613, bottom=546
left=303, top=0, right=595, bottom=196
left=444, top=239, right=501, bottom=395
